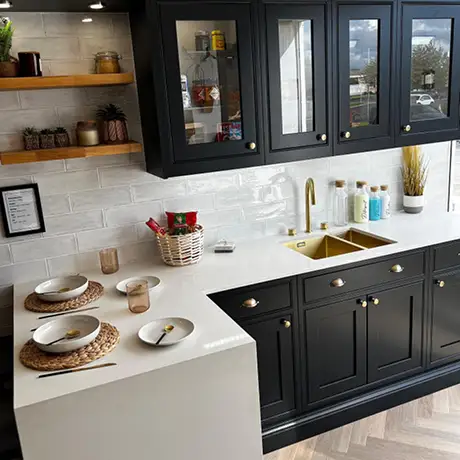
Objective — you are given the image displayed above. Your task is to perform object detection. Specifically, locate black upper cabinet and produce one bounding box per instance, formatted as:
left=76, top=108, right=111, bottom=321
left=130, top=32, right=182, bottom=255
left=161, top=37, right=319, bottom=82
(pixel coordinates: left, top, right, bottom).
left=264, top=3, right=331, bottom=164
left=397, top=4, right=460, bottom=145
left=334, top=3, right=395, bottom=155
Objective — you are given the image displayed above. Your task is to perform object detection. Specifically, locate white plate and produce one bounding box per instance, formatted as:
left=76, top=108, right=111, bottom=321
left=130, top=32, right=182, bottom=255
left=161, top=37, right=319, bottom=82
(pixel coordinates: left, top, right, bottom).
left=35, top=275, right=89, bottom=302
left=138, top=317, right=194, bottom=347
left=116, top=276, right=161, bottom=295
left=33, top=315, right=101, bottom=354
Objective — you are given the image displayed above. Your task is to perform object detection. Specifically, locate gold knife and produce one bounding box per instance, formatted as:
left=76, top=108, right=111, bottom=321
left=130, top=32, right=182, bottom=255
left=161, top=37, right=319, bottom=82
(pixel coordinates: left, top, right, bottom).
left=37, top=362, right=116, bottom=379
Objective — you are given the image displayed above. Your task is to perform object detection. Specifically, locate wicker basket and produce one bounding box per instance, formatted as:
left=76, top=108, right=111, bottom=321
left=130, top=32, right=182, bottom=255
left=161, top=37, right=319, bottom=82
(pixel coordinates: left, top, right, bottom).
left=156, top=225, right=204, bottom=266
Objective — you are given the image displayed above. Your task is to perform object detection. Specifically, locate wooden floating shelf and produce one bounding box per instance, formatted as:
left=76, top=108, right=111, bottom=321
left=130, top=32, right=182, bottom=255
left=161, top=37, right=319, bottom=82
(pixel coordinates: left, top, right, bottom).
left=0, top=142, right=143, bottom=165
left=0, top=73, right=135, bottom=91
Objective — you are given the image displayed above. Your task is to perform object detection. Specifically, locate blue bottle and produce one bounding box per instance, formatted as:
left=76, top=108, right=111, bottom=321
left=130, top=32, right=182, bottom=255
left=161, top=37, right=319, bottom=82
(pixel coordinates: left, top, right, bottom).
left=369, top=186, right=381, bottom=221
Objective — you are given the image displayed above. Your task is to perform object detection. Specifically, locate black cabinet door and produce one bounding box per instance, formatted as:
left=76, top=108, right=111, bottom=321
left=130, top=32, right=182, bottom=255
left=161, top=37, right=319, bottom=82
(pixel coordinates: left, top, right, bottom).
left=367, top=282, right=423, bottom=383
left=305, top=298, right=367, bottom=403
left=431, top=271, right=460, bottom=363
left=335, top=4, right=394, bottom=154
left=398, top=4, right=460, bottom=144
left=160, top=3, right=261, bottom=164
left=264, top=4, right=330, bottom=164
left=243, top=313, right=297, bottom=423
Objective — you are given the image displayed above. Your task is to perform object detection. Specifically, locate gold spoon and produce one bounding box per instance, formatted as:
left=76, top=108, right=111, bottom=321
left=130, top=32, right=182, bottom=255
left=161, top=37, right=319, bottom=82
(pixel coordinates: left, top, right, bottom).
left=42, top=287, right=71, bottom=295
left=45, top=329, right=80, bottom=346
left=155, top=324, right=174, bottom=345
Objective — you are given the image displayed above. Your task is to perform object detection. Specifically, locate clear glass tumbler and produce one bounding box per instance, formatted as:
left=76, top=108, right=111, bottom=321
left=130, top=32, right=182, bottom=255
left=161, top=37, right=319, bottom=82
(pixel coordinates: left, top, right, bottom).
left=126, top=280, right=150, bottom=314
left=99, top=248, right=119, bottom=274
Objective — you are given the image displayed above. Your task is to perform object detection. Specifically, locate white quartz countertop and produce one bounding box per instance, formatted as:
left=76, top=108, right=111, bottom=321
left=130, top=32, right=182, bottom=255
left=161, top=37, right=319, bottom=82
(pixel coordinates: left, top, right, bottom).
left=13, top=211, right=460, bottom=409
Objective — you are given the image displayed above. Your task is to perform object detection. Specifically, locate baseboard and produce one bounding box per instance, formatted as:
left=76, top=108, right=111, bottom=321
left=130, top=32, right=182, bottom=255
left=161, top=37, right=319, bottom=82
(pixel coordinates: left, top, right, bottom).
left=262, top=361, right=460, bottom=454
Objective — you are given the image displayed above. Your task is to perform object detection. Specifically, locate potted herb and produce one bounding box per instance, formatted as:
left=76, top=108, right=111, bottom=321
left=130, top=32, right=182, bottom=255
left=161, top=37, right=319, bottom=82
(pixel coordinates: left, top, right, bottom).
left=22, top=127, right=40, bottom=150
left=402, top=145, right=428, bottom=214
left=0, top=18, right=17, bottom=78
left=39, top=129, right=56, bottom=149
left=96, top=104, right=129, bottom=144
left=54, top=127, right=70, bottom=148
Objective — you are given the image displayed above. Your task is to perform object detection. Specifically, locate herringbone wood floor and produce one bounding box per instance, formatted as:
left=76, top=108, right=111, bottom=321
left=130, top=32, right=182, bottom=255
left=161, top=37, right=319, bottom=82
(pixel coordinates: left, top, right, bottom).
left=265, top=385, right=460, bottom=460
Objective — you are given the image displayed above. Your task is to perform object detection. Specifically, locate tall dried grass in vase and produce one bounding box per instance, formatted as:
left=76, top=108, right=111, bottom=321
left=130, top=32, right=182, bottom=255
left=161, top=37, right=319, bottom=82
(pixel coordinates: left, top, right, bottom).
left=401, top=145, right=428, bottom=214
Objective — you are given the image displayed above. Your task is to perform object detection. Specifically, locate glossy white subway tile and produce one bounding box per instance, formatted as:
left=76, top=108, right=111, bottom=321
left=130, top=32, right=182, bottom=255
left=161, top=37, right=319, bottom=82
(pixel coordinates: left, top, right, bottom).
left=34, top=170, right=99, bottom=196
left=45, top=211, right=104, bottom=235
left=105, top=202, right=163, bottom=227
left=41, top=194, right=71, bottom=216
left=11, top=235, right=77, bottom=263
left=77, top=226, right=138, bottom=252
left=47, top=252, right=100, bottom=277
left=132, top=180, right=187, bottom=202
left=70, top=187, right=132, bottom=212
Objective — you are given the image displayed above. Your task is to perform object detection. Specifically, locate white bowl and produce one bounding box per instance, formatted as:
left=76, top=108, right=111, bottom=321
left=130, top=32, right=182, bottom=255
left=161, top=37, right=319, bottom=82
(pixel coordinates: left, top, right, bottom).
left=33, top=315, right=101, bottom=354
left=138, top=317, right=195, bottom=347
left=35, top=275, right=89, bottom=302
left=116, top=276, right=161, bottom=295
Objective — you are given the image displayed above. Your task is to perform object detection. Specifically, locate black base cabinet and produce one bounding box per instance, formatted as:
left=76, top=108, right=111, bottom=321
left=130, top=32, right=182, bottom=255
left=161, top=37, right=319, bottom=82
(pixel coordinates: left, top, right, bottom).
left=210, top=242, right=460, bottom=454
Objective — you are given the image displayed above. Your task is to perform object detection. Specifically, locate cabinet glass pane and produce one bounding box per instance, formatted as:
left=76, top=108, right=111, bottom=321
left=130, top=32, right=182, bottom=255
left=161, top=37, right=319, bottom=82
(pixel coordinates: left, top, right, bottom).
left=176, top=21, right=242, bottom=145
left=349, top=20, right=379, bottom=128
left=410, top=19, right=451, bottom=122
left=278, top=20, right=313, bottom=135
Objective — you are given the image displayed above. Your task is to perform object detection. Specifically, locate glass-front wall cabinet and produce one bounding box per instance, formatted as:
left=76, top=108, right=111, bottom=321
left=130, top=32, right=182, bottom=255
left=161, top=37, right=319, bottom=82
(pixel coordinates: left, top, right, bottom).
left=161, top=5, right=258, bottom=162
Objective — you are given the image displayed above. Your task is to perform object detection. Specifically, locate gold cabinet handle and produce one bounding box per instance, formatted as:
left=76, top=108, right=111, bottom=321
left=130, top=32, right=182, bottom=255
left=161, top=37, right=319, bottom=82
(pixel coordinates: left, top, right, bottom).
left=281, top=319, right=291, bottom=329
left=330, top=278, right=346, bottom=288
left=402, top=124, right=411, bottom=133
left=390, top=264, right=404, bottom=273
left=247, top=142, right=256, bottom=150
left=370, top=296, right=380, bottom=305
left=341, top=131, right=351, bottom=139
left=436, top=280, right=445, bottom=288
left=241, top=298, right=259, bottom=308
left=358, top=299, right=368, bottom=308
left=317, top=133, right=327, bottom=142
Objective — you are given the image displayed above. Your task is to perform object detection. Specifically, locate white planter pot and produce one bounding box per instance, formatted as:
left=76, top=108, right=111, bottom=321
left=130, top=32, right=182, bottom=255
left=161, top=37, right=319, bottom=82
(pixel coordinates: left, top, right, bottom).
left=403, top=195, right=424, bottom=214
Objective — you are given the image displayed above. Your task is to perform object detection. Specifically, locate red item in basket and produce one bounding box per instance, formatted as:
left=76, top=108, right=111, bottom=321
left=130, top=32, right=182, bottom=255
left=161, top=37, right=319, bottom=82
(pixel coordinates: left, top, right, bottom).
left=166, top=211, right=198, bottom=235
left=145, top=218, right=167, bottom=237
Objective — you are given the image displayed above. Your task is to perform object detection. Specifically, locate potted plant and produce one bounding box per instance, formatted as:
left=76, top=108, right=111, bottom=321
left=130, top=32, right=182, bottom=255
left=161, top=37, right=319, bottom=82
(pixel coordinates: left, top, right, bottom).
left=402, top=145, right=428, bottom=214
left=54, top=127, right=70, bottom=148
left=0, top=18, right=17, bottom=78
left=39, top=129, right=56, bottom=149
left=96, top=104, right=129, bottom=144
left=22, top=127, right=40, bottom=150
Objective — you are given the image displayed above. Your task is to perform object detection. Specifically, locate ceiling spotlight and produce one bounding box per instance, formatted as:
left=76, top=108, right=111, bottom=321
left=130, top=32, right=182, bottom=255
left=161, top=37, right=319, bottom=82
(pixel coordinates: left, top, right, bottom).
left=0, top=1, right=13, bottom=9
left=89, top=1, right=106, bottom=9
left=82, top=17, right=93, bottom=23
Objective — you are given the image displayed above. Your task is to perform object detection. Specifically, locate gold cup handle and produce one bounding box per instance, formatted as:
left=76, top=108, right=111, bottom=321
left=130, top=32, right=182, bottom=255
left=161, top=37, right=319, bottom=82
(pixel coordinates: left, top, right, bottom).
left=241, top=298, right=259, bottom=308
left=330, top=278, right=346, bottom=288
left=390, top=264, right=404, bottom=273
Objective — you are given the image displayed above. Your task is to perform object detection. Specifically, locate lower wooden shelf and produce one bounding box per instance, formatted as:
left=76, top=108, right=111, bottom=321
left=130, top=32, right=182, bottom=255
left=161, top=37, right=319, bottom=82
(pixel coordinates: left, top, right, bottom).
left=0, top=142, right=143, bottom=165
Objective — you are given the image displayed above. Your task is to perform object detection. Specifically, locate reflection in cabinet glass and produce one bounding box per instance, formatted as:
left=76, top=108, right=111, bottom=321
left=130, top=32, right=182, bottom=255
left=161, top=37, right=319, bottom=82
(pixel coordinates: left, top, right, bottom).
left=278, top=20, right=314, bottom=135
left=176, top=21, right=243, bottom=145
left=409, top=19, right=451, bottom=122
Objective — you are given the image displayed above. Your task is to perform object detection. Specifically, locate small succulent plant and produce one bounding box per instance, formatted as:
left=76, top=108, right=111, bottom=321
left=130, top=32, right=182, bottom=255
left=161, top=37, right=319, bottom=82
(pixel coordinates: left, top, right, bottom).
left=40, top=129, right=54, bottom=135
left=96, top=104, right=127, bottom=122
left=23, top=127, right=39, bottom=136
left=54, top=127, right=68, bottom=134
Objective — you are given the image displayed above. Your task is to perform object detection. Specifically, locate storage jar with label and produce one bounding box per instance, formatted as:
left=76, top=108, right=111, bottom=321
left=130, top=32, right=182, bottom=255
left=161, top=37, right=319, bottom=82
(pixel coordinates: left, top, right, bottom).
left=211, top=30, right=226, bottom=50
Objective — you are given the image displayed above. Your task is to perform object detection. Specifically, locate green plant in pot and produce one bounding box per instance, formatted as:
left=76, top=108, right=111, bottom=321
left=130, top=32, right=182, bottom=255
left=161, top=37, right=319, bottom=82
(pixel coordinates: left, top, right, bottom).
left=96, top=104, right=129, bottom=144
left=39, top=129, right=56, bottom=150
left=22, top=127, right=39, bottom=150
left=0, top=18, right=17, bottom=78
left=54, top=127, right=70, bottom=148
left=401, top=145, right=429, bottom=214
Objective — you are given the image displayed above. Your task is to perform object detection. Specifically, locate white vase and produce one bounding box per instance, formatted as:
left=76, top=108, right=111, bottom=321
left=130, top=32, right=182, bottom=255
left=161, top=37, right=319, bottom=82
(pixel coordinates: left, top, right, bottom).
left=403, top=195, right=424, bottom=214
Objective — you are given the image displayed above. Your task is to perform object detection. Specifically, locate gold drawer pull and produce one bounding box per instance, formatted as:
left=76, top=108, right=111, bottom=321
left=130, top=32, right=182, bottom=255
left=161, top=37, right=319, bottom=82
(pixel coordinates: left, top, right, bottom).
left=436, top=280, right=445, bottom=288
left=241, top=298, right=259, bottom=308
left=281, top=319, right=291, bottom=328
left=370, top=296, right=380, bottom=305
left=390, top=264, right=404, bottom=273
left=359, top=299, right=367, bottom=308
left=330, top=278, right=346, bottom=288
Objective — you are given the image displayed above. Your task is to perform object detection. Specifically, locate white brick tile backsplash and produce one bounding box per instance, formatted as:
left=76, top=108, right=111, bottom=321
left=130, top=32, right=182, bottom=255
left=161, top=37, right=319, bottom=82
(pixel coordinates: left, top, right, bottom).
left=163, top=194, right=215, bottom=213
left=11, top=235, right=77, bottom=263
left=56, top=106, right=97, bottom=128
left=0, top=92, right=20, bottom=111
left=19, top=88, right=86, bottom=109
left=65, top=153, right=130, bottom=171
left=7, top=13, right=45, bottom=37
left=132, top=180, right=188, bottom=202
left=43, top=13, right=113, bottom=37
left=105, top=202, right=163, bottom=227
left=13, top=38, right=80, bottom=60
left=200, top=208, right=243, bottom=229
left=117, top=241, right=158, bottom=265
left=99, top=164, right=158, bottom=187
left=70, top=187, right=132, bottom=211
left=0, top=160, right=65, bottom=178
left=0, top=108, right=59, bottom=134
left=41, top=194, right=71, bottom=216
left=0, top=134, right=23, bottom=152
left=47, top=60, right=95, bottom=76
left=77, top=226, right=138, bottom=251
left=35, top=170, right=99, bottom=195
left=0, top=246, right=11, bottom=267
left=47, top=252, right=100, bottom=277
left=187, top=172, right=240, bottom=194
left=79, top=37, right=133, bottom=59
left=45, top=211, right=104, bottom=235
left=0, top=176, right=33, bottom=188
left=0, top=260, right=48, bottom=285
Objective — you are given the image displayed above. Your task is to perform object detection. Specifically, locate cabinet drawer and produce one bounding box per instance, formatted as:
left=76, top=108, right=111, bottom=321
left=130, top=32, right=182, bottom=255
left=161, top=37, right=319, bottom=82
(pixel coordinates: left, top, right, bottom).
left=302, top=252, right=424, bottom=304
left=209, top=277, right=295, bottom=321
left=434, top=241, right=460, bottom=271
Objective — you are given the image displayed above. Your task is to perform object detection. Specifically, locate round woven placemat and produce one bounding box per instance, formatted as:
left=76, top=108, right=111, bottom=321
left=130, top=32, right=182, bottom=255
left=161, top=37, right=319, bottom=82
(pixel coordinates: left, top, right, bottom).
left=24, top=281, right=104, bottom=313
left=19, top=322, right=119, bottom=371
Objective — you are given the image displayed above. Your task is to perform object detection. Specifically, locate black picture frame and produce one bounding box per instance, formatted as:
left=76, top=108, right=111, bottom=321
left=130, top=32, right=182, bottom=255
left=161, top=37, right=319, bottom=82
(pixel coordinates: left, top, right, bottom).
left=0, top=184, right=46, bottom=238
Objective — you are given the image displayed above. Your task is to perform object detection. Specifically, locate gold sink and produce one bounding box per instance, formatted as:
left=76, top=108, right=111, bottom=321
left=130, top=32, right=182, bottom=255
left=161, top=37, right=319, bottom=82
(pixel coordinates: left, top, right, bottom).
left=283, top=235, right=364, bottom=260
left=335, top=228, right=395, bottom=249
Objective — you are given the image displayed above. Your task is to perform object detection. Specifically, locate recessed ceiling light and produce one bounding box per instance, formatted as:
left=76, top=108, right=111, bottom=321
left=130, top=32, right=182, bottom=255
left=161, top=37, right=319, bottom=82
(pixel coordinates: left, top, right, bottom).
left=89, top=1, right=105, bottom=9
left=82, top=17, right=93, bottom=23
left=0, top=1, right=13, bottom=9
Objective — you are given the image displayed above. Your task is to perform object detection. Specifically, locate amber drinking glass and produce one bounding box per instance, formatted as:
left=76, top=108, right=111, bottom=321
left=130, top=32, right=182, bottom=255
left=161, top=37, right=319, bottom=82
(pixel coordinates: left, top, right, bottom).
left=99, top=248, right=119, bottom=274
left=126, top=280, right=150, bottom=314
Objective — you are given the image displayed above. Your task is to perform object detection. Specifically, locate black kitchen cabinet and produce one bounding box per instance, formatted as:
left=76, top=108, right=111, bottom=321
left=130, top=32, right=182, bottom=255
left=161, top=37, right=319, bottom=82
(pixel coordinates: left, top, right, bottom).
left=431, top=271, right=460, bottom=364
left=334, top=3, right=395, bottom=155
left=305, top=297, right=367, bottom=403
left=397, top=4, right=460, bottom=145
left=367, top=282, right=424, bottom=383
left=263, top=3, right=330, bottom=164
left=243, top=314, right=297, bottom=424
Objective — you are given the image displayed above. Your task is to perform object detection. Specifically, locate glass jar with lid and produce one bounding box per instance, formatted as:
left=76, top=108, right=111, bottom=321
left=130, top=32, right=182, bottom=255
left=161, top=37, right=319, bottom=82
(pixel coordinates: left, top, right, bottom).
left=95, top=51, right=121, bottom=74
